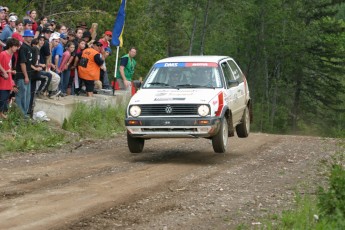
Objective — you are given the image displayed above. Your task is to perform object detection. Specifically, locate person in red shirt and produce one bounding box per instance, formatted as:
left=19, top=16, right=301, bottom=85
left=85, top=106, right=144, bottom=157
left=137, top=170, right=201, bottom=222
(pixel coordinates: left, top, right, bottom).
left=0, top=38, right=20, bottom=119
left=98, top=30, right=112, bottom=54
left=29, top=10, right=38, bottom=33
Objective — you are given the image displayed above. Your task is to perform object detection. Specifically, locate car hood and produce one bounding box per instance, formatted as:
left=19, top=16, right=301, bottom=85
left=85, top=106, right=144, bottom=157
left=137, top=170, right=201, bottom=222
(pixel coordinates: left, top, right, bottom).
left=130, top=88, right=222, bottom=104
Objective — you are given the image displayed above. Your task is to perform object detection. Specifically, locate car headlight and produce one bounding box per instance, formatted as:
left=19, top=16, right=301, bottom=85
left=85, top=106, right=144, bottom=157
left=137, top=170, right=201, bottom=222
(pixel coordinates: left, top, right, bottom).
left=129, top=105, right=141, bottom=117
left=198, top=105, right=210, bottom=117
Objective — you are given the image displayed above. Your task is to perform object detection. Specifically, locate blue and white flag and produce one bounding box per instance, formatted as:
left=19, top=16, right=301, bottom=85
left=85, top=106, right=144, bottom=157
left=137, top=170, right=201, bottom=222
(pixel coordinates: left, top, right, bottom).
left=111, top=0, right=126, bottom=47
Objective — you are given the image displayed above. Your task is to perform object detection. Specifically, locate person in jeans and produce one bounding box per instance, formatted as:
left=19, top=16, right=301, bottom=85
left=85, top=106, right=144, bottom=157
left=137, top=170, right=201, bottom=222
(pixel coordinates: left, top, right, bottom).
left=0, top=38, right=20, bottom=119
left=14, top=30, right=34, bottom=117
left=58, top=41, right=75, bottom=96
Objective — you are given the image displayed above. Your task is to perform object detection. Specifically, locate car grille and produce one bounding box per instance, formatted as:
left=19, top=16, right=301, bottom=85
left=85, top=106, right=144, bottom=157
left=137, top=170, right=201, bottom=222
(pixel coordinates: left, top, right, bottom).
left=139, top=104, right=199, bottom=116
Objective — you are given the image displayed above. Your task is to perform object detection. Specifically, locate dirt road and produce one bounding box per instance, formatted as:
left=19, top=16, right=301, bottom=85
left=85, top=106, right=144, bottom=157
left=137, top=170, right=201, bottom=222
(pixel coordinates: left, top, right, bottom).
left=0, top=133, right=342, bottom=230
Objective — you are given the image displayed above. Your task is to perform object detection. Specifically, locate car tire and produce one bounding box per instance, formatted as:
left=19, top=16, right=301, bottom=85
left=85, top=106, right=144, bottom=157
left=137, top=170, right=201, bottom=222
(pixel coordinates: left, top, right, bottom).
left=236, top=106, right=250, bottom=138
left=127, top=132, right=145, bottom=153
left=212, top=117, right=228, bottom=153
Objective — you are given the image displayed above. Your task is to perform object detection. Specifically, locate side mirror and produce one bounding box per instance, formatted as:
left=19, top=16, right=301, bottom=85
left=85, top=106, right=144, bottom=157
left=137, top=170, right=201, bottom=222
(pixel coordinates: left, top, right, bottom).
left=228, top=80, right=239, bottom=88
left=133, top=80, right=142, bottom=89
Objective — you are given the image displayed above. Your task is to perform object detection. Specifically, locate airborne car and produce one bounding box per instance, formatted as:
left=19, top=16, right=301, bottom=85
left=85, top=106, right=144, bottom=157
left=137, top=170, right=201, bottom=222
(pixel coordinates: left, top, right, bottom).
left=125, top=56, right=252, bottom=153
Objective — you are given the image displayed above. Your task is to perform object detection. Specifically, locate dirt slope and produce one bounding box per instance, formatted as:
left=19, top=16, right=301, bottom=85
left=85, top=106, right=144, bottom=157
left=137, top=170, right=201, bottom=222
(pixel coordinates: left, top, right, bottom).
left=0, top=133, right=342, bottom=230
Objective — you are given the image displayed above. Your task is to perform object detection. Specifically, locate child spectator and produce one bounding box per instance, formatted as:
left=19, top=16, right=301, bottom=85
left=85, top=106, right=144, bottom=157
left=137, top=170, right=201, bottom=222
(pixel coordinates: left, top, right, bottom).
left=58, top=42, right=75, bottom=96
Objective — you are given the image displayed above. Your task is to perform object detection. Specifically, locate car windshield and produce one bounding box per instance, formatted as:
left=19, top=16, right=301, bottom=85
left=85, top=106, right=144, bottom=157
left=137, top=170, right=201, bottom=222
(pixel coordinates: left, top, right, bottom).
left=142, top=62, right=223, bottom=89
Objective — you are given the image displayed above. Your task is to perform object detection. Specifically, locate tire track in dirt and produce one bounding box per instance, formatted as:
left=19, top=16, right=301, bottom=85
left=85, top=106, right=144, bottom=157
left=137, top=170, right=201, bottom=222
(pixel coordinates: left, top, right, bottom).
left=0, top=133, right=282, bottom=230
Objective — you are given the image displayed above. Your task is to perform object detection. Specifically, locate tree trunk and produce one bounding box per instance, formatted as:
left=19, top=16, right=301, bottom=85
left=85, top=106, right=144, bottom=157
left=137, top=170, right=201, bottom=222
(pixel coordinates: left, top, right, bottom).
left=292, top=75, right=302, bottom=132
left=200, top=0, right=210, bottom=55
left=189, top=1, right=199, bottom=56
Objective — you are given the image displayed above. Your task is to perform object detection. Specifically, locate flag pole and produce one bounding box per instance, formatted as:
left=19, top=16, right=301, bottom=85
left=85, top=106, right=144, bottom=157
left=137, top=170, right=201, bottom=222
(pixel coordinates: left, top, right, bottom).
left=111, top=0, right=126, bottom=96
left=113, top=46, right=120, bottom=95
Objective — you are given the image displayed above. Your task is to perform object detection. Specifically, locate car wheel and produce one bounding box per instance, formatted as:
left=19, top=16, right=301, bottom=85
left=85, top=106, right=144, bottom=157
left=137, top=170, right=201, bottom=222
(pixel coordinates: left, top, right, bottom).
left=236, top=106, right=250, bottom=138
left=127, top=132, right=145, bottom=153
left=212, top=117, right=228, bottom=153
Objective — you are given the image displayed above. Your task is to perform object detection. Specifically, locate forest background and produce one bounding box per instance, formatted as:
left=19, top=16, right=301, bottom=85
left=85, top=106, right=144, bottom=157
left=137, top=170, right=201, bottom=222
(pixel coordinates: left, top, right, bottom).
left=3, top=0, right=345, bottom=137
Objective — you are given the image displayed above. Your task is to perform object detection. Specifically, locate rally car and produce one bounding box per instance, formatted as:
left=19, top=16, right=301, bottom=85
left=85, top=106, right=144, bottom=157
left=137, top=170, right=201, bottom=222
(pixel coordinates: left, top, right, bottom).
left=125, top=56, right=252, bottom=153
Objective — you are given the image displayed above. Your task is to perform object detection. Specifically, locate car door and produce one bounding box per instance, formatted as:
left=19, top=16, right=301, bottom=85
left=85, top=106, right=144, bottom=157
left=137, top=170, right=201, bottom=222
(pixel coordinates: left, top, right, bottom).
left=227, top=59, right=246, bottom=114
left=220, top=60, right=242, bottom=122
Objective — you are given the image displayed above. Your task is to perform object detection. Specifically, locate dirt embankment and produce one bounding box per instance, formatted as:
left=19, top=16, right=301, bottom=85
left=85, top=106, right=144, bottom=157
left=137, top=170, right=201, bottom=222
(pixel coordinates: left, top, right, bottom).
left=0, top=133, right=342, bottom=230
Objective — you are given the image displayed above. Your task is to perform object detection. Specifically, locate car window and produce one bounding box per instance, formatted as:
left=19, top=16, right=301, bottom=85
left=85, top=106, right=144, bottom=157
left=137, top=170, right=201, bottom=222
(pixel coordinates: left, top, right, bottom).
left=143, top=63, right=223, bottom=88
left=227, top=60, right=244, bottom=83
left=220, top=61, right=235, bottom=88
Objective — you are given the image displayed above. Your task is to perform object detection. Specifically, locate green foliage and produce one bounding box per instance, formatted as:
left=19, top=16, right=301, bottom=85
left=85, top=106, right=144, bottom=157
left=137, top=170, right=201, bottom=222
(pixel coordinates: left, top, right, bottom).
left=62, top=103, right=126, bottom=138
left=235, top=140, right=345, bottom=229
left=4, top=0, right=345, bottom=136
left=318, top=164, right=345, bottom=227
left=0, top=107, right=66, bottom=155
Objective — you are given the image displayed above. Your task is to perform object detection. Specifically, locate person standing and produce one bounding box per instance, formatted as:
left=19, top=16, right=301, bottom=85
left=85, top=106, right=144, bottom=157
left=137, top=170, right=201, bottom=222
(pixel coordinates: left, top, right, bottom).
left=0, top=38, right=20, bottom=119
left=77, top=41, right=104, bottom=97
left=11, top=19, right=24, bottom=44
left=116, top=47, right=137, bottom=90
left=58, top=41, right=75, bottom=96
left=29, top=10, right=38, bottom=33
left=14, top=30, right=34, bottom=117
left=0, top=15, right=17, bottom=49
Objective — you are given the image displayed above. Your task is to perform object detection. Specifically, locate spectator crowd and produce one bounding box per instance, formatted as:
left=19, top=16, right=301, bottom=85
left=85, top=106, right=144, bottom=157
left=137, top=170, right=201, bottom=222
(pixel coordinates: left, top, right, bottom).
left=0, top=6, right=114, bottom=120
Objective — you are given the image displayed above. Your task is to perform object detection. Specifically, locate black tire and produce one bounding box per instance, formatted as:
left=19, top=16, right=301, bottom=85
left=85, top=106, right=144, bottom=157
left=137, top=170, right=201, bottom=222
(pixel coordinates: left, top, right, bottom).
left=236, top=106, right=250, bottom=138
left=212, top=117, right=229, bottom=153
left=127, top=132, right=145, bottom=153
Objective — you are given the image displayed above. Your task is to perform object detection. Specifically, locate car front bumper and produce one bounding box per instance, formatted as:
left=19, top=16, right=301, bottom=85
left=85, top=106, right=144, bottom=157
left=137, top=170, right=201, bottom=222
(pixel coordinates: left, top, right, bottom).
left=126, top=117, right=221, bottom=138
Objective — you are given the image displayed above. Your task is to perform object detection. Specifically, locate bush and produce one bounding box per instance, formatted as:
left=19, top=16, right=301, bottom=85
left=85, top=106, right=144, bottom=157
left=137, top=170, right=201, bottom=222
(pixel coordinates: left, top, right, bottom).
left=318, top=164, right=345, bottom=228
left=62, top=103, right=126, bottom=139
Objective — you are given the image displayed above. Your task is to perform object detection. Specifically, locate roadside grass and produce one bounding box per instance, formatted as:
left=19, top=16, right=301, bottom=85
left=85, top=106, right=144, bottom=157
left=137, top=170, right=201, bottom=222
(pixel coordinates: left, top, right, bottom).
left=62, top=103, right=126, bottom=139
left=237, top=142, right=345, bottom=230
left=0, top=107, right=67, bottom=155
left=0, top=103, right=126, bottom=156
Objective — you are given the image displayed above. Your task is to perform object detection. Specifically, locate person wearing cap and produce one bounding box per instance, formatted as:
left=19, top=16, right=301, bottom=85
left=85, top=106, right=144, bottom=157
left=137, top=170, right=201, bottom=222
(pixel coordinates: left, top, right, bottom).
left=39, top=27, right=52, bottom=66
left=50, top=19, right=57, bottom=32
left=116, top=47, right=137, bottom=90
left=77, top=41, right=104, bottom=97
left=0, top=15, right=17, bottom=48
left=51, top=33, right=64, bottom=74
left=14, top=29, right=35, bottom=117
left=77, top=21, right=87, bottom=32
left=98, top=30, right=112, bottom=52
left=23, top=18, right=33, bottom=31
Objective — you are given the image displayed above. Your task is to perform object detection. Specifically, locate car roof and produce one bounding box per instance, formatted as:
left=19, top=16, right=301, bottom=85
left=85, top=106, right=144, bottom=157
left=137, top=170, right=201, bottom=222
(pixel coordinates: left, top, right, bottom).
left=155, top=56, right=230, bottom=64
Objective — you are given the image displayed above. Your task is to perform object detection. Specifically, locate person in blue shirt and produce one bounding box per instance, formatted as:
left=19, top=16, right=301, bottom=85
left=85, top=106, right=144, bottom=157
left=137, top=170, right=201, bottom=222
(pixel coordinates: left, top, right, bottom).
left=0, top=15, right=17, bottom=49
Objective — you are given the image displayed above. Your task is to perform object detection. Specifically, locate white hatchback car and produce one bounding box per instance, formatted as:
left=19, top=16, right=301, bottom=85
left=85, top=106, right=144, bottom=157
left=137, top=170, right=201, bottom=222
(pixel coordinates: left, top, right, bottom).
left=125, top=56, right=252, bottom=153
